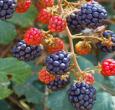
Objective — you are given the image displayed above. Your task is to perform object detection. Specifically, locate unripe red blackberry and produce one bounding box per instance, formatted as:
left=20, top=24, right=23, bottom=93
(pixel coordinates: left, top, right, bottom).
left=75, top=41, right=92, bottom=55
left=44, top=37, right=64, bottom=53
left=48, top=16, right=66, bottom=32
left=47, top=75, right=70, bottom=91
left=24, top=28, right=44, bottom=46
left=16, top=0, right=31, bottom=13
left=68, top=82, right=96, bottom=110
left=12, top=40, right=43, bottom=61
left=101, top=58, right=115, bottom=76
left=38, top=69, right=55, bottom=84
left=36, top=9, right=52, bottom=24
left=37, top=0, right=54, bottom=9
left=84, top=73, right=95, bottom=85
left=45, top=51, right=71, bottom=75
left=0, top=0, right=17, bottom=20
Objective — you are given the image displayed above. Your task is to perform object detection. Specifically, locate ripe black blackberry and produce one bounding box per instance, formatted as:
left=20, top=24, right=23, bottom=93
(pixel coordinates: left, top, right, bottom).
left=45, top=51, right=71, bottom=75
left=68, top=82, right=96, bottom=110
left=0, top=0, right=17, bottom=20
left=47, top=75, right=70, bottom=91
left=67, top=1, right=107, bottom=32
left=12, top=40, right=43, bottom=61
left=96, top=30, right=115, bottom=52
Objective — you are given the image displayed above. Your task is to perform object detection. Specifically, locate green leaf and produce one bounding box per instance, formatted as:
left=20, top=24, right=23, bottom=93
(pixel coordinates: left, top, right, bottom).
left=0, top=21, right=17, bottom=45
left=0, top=57, right=32, bottom=84
left=8, top=5, right=37, bottom=28
left=34, top=104, right=44, bottom=110
left=77, top=56, right=94, bottom=70
left=83, top=55, right=98, bottom=65
left=47, top=87, right=74, bottom=110
left=14, top=83, right=44, bottom=104
left=0, top=72, right=12, bottom=99
left=0, top=57, right=32, bottom=99
left=0, top=100, right=14, bottom=110
left=101, top=76, right=115, bottom=93
left=94, top=92, right=115, bottom=110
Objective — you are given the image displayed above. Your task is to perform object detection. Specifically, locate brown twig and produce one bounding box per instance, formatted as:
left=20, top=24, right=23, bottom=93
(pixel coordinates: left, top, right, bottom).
left=58, top=0, right=83, bottom=77
left=72, top=35, right=102, bottom=41
left=8, top=96, right=30, bottom=110
left=0, top=43, right=14, bottom=57
left=44, top=86, right=49, bottom=110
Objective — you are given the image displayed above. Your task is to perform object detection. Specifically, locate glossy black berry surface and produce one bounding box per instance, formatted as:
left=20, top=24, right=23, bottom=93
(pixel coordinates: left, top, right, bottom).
left=46, top=51, right=71, bottom=75
left=12, top=40, right=43, bottom=61
left=68, top=82, right=96, bottom=110
left=0, top=0, right=17, bottom=20
left=47, top=75, right=70, bottom=91
left=67, top=2, right=107, bottom=32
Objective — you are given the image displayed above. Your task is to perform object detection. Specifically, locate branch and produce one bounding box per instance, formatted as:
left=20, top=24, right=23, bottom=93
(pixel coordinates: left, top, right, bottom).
left=44, top=86, right=49, bottom=110
left=72, top=35, right=102, bottom=41
left=58, top=0, right=83, bottom=77
left=8, top=96, right=31, bottom=110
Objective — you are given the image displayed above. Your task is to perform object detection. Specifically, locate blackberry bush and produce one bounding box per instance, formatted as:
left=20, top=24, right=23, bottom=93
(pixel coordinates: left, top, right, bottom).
left=12, top=40, right=43, bottom=61
left=0, top=0, right=114, bottom=110
left=0, top=0, right=17, bottom=20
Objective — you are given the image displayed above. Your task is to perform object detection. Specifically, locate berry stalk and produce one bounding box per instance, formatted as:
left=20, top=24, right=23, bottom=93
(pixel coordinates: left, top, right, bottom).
left=58, top=0, right=83, bottom=76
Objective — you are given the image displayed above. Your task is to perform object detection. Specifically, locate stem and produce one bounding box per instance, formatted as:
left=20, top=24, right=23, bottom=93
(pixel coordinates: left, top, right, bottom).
left=65, top=26, right=82, bottom=73
left=8, top=96, right=31, bottom=110
left=58, top=0, right=83, bottom=76
left=72, top=35, right=102, bottom=41
left=44, top=86, right=49, bottom=110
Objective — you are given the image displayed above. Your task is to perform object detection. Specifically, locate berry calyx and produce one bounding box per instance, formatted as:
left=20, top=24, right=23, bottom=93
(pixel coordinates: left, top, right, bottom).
left=83, top=73, right=95, bottom=85
left=44, top=37, right=64, bottom=53
left=101, top=58, right=115, bottom=76
left=47, top=75, right=70, bottom=91
left=48, top=16, right=66, bottom=32
left=96, top=30, right=115, bottom=53
left=16, top=0, right=31, bottom=13
left=45, top=51, right=71, bottom=75
left=37, top=0, right=54, bottom=9
left=38, top=69, right=55, bottom=84
left=24, top=28, right=44, bottom=46
left=35, top=9, right=52, bottom=24
left=75, top=41, right=92, bottom=55
left=12, top=40, right=43, bottom=61
left=68, top=82, right=96, bottom=110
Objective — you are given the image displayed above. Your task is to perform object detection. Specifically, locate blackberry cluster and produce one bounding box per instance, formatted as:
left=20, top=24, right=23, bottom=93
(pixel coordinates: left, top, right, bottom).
left=67, top=1, right=107, bottom=32
left=0, top=0, right=17, bottom=20
left=96, top=31, right=115, bottom=52
left=12, top=40, right=43, bottom=61
left=47, top=75, right=70, bottom=91
left=68, top=82, right=96, bottom=110
left=45, top=51, right=71, bottom=75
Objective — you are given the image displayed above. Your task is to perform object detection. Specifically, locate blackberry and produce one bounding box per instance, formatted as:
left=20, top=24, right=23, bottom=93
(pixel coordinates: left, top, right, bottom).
left=96, top=30, right=115, bottom=52
left=0, top=0, right=17, bottom=20
left=45, top=51, right=71, bottom=75
left=67, top=1, right=107, bottom=32
left=68, top=82, right=96, bottom=110
left=47, top=75, right=70, bottom=91
left=12, top=40, right=43, bottom=61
